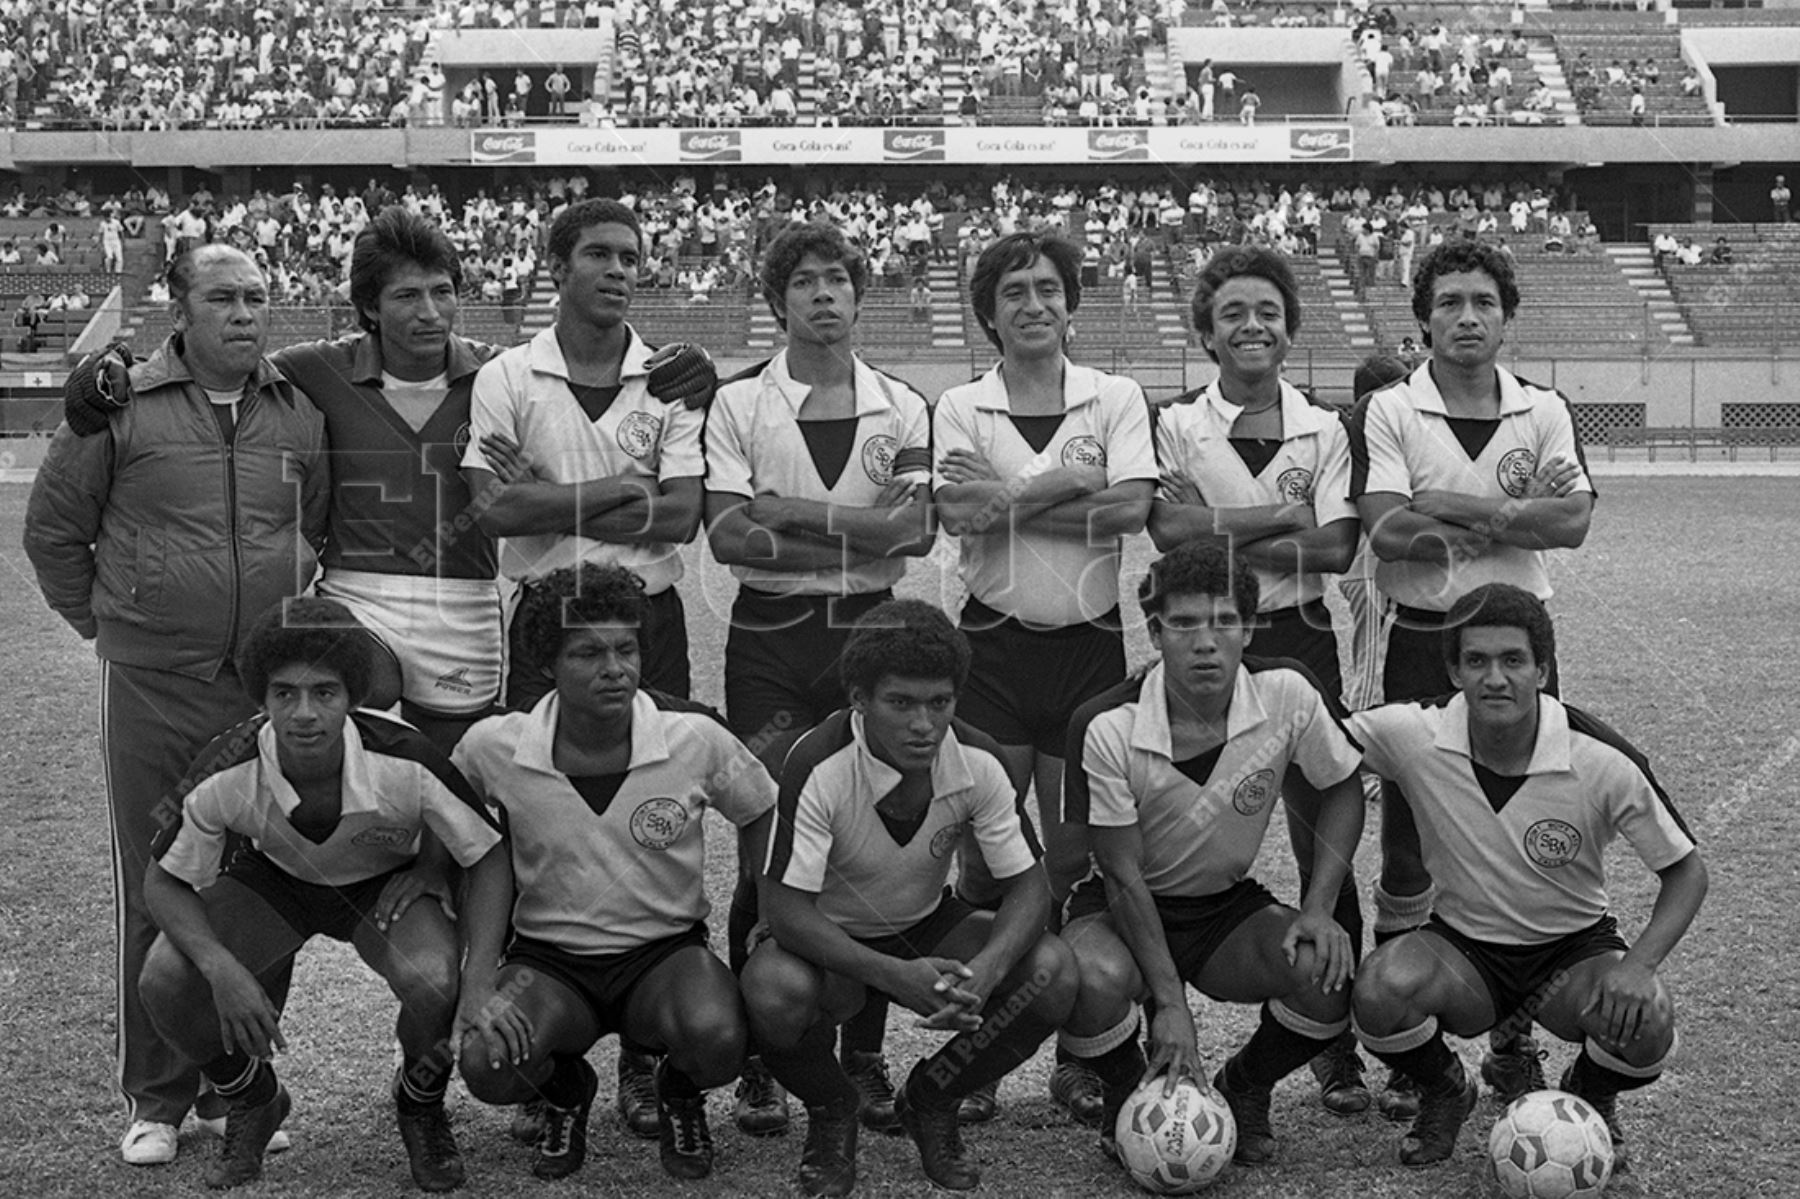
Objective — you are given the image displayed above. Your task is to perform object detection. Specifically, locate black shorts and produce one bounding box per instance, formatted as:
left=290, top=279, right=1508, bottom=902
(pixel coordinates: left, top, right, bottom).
left=957, top=596, right=1126, bottom=757
left=724, top=588, right=892, bottom=742
left=223, top=848, right=396, bottom=944
left=850, top=890, right=981, bottom=960
left=1387, top=604, right=1560, bottom=703
left=1423, top=913, right=1626, bottom=1029
left=508, top=582, right=691, bottom=711
left=504, top=923, right=710, bottom=1034
left=1064, top=874, right=1279, bottom=991
left=1255, top=600, right=1344, bottom=706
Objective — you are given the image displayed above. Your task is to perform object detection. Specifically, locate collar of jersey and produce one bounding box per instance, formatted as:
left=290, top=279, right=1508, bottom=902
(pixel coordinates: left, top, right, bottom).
left=850, top=711, right=975, bottom=800
left=512, top=690, right=669, bottom=776
left=1202, top=377, right=1333, bottom=437
left=969, top=356, right=1101, bottom=413
left=1401, top=361, right=1535, bottom=418
left=257, top=716, right=381, bottom=818
left=526, top=321, right=654, bottom=383
left=1433, top=692, right=1571, bottom=774
left=349, top=330, right=486, bottom=387
left=1129, top=661, right=1269, bottom=757
left=764, top=348, right=895, bottom=418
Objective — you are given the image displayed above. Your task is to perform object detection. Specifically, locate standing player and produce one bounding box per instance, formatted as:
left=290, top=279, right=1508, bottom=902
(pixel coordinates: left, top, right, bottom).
left=462, top=198, right=707, bottom=710
left=1147, top=247, right=1368, bottom=1115
left=138, top=598, right=506, bottom=1191
left=705, top=223, right=936, bottom=1137
left=24, top=244, right=328, bottom=1166
left=1349, top=585, right=1706, bottom=1168
left=933, top=230, right=1156, bottom=1123
left=741, top=600, right=1079, bottom=1196
left=453, top=564, right=776, bottom=1183
left=1057, top=544, right=1366, bottom=1169
left=1350, top=239, right=1593, bottom=1114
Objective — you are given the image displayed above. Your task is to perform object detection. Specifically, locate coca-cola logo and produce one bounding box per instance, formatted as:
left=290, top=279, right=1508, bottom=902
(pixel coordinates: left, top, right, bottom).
left=471, top=131, right=536, bottom=163
left=1288, top=127, right=1352, bottom=159
left=680, top=130, right=741, bottom=160
left=1087, top=128, right=1149, bottom=159
left=883, top=128, right=944, bottom=160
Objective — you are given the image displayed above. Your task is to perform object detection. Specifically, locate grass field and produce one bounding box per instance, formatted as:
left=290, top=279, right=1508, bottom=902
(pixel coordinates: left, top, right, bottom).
left=1, top=477, right=1794, bottom=1198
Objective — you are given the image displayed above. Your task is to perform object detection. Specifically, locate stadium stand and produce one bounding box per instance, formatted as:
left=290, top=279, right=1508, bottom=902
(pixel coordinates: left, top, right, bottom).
left=1544, top=11, right=1712, bottom=126
left=1655, top=222, right=1800, bottom=349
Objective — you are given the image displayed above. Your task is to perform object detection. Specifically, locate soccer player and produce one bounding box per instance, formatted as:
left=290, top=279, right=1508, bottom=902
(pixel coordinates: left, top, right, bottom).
left=461, top=198, right=707, bottom=710
left=24, top=244, right=328, bottom=1167
left=742, top=599, right=1079, bottom=1196
left=931, top=230, right=1156, bottom=1123
left=137, top=598, right=506, bottom=1191
left=1057, top=543, right=1366, bottom=1169
left=1350, top=239, right=1593, bottom=1113
left=1348, top=584, right=1707, bottom=1169
left=1147, top=247, right=1368, bottom=1115
left=705, top=222, right=935, bottom=1137
left=453, top=564, right=776, bottom=1183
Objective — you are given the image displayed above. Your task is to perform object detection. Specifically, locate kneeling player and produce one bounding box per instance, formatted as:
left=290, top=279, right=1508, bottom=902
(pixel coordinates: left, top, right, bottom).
left=742, top=600, right=1079, bottom=1196
left=452, top=564, right=776, bottom=1182
left=139, top=599, right=506, bottom=1191
left=1058, top=543, right=1366, bottom=1167
left=1348, top=584, right=1707, bottom=1169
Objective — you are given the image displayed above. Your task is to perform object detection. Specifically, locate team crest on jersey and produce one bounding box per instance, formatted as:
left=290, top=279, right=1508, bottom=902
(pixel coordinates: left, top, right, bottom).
left=1276, top=467, right=1314, bottom=504
left=453, top=422, right=472, bottom=456
left=616, top=410, right=662, bottom=460
left=929, top=822, right=964, bottom=860
left=1061, top=435, right=1107, bottom=468
left=862, top=434, right=898, bottom=484
left=629, top=798, right=688, bottom=850
left=1232, top=769, right=1277, bottom=815
left=1523, top=819, right=1581, bottom=868
left=1496, top=448, right=1537, bottom=498
left=353, top=826, right=414, bottom=849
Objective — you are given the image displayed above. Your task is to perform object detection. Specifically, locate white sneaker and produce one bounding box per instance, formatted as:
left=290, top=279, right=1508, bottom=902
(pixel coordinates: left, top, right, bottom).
left=193, top=1115, right=292, bottom=1153
left=120, top=1120, right=178, bottom=1165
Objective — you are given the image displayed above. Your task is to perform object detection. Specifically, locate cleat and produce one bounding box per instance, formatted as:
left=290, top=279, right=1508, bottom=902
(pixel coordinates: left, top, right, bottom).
left=1311, top=1031, right=1372, bottom=1116
left=798, top=1103, right=859, bottom=1197
left=1399, top=1067, right=1477, bottom=1167
left=896, top=1072, right=980, bottom=1190
left=120, top=1120, right=178, bottom=1166
left=1377, top=1066, right=1421, bottom=1121
left=1481, top=1034, right=1549, bottom=1106
left=1559, top=1064, right=1630, bottom=1174
left=733, top=1055, right=791, bottom=1137
left=1049, top=1060, right=1106, bottom=1127
left=533, top=1057, right=598, bottom=1181
left=392, top=1070, right=464, bottom=1192
left=616, top=1048, right=662, bottom=1139
left=957, top=1080, right=999, bottom=1124
left=207, top=1084, right=291, bottom=1189
left=842, top=1050, right=902, bottom=1135
left=655, top=1063, right=715, bottom=1180
left=1212, top=1065, right=1277, bottom=1166
left=508, top=1100, right=545, bottom=1145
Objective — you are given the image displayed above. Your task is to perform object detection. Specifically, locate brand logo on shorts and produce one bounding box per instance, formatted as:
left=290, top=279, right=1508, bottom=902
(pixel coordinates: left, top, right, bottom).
left=453, top=421, right=472, bottom=456
left=1523, top=819, right=1581, bottom=868
left=353, top=826, right=414, bottom=849
left=861, top=434, right=898, bottom=484
left=1497, top=448, right=1537, bottom=498
left=1061, top=435, right=1107, bottom=468
left=629, top=798, right=689, bottom=850
left=1276, top=466, right=1314, bottom=504
left=929, top=823, right=964, bottom=860
left=436, top=667, right=474, bottom=696
left=616, top=410, right=662, bottom=459
left=1232, top=769, right=1277, bottom=815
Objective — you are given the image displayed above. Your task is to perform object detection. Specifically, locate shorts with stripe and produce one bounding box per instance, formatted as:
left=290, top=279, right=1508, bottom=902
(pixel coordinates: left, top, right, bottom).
left=957, top=596, right=1125, bottom=756
left=223, top=847, right=400, bottom=944
left=1064, top=874, right=1280, bottom=987
left=316, top=569, right=505, bottom=714
left=724, top=587, right=893, bottom=743
left=1420, top=913, right=1626, bottom=1030
left=504, top=922, right=711, bottom=1033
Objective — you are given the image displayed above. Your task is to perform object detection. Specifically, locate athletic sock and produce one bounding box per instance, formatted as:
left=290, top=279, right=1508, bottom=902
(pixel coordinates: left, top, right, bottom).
left=206, top=1055, right=276, bottom=1108
left=538, top=1054, right=590, bottom=1108
left=398, top=1054, right=450, bottom=1107
left=840, top=993, right=890, bottom=1058
left=1231, top=1001, right=1349, bottom=1091
left=1571, top=1038, right=1668, bottom=1096
left=762, top=1019, right=859, bottom=1115
left=726, top=873, right=757, bottom=976
left=1357, top=1016, right=1461, bottom=1093
left=1371, top=882, right=1433, bottom=947
left=658, top=1063, right=702, bottom=1100
left=910, top=994, right=1060, bottom=1109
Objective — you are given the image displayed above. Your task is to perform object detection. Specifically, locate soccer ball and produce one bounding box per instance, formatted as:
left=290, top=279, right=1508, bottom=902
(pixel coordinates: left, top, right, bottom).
left=1113, top=1077, right=1236, bottom=1194
left=1487, top=1089, right=1615, bottom=1198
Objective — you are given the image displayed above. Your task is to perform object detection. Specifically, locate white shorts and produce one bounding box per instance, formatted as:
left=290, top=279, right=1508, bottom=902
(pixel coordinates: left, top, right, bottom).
left=315, top=570, right=504, bottom=714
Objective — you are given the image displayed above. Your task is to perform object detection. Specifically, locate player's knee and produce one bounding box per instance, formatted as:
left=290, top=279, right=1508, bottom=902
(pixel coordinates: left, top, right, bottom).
left=457, top=1033, right=531, bottom=1105
left=388, top=947, right=460, bottom=1018
left=741, top=955, right=822, bottom=1048
left=1015, top=933, right=1080, bottom=1021
left=1070, top=929, right=1138, bottom=1012
left=138, top=935, right=200, bottom=1020
left=667, top=1004, right=748, bottom=1089
left=1350, top=941, right=1427, bottom=1028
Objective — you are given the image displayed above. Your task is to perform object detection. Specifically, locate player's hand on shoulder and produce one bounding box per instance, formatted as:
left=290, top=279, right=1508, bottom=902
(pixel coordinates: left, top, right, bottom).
left=211, top=959, right=286, bottom=1060
left=63, top=343, right=136, bottom=437
left=1145, top=1004, right=1202, bottom=1096
left=644, top=341, right=717, bottom=411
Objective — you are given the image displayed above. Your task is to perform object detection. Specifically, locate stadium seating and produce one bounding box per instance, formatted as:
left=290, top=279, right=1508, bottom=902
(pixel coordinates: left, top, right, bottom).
left=1543, top=12, right=1711, bottom=125
left=1654, top=222, right=1800, bottom=348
